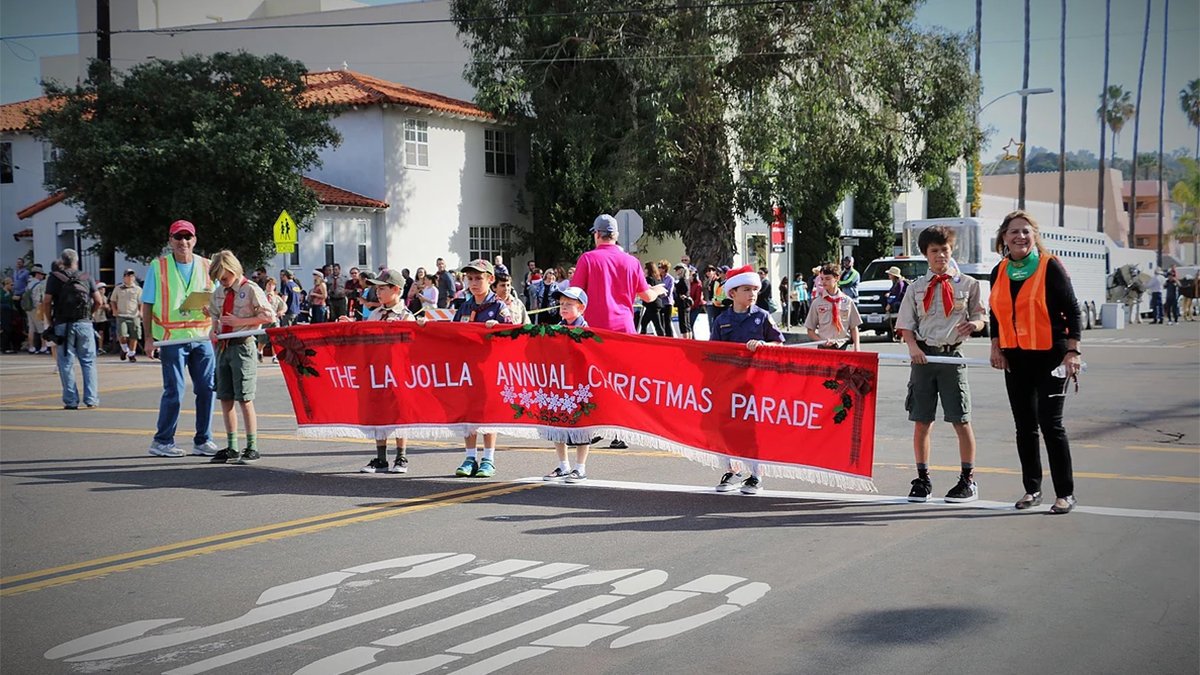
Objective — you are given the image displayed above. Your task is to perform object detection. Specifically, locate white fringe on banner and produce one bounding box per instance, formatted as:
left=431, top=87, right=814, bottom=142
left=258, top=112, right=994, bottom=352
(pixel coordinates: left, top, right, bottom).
left=296, top=423, right=877, bottom=493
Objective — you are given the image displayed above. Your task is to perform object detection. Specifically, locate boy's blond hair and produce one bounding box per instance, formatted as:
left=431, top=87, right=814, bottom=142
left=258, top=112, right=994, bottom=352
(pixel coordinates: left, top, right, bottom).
left=208, top=250, right=244, bottom=281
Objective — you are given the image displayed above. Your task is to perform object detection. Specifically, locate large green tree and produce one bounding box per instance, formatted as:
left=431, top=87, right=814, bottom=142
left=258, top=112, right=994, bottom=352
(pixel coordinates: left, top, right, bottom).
left=36, top=52, right=341, bottom=267
left=451, top=0, right=979, bottom=271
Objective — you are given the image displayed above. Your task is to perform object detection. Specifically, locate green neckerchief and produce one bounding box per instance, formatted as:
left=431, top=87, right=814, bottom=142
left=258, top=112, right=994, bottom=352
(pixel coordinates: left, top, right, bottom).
left=1006, top=248, right=1040, bottom=282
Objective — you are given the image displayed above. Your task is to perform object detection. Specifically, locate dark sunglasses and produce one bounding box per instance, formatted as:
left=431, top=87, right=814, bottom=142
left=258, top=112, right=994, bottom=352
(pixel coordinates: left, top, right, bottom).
left=172, top=233, right=194, bottom=241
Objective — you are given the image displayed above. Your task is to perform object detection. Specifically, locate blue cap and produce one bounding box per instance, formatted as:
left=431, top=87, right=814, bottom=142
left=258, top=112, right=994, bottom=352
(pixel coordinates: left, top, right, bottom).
left=551, top=286, right=588, bottom=307
left=590, top=214, right=618, bottom=234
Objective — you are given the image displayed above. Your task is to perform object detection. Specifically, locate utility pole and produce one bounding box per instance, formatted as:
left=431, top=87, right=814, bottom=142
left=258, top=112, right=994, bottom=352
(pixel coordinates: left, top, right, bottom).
left=97, top=0, right=115, bottom=286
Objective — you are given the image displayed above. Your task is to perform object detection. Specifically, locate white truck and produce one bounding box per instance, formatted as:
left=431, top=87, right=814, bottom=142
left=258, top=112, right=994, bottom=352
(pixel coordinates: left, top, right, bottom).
left=856, top=217, right=1160, bottom=334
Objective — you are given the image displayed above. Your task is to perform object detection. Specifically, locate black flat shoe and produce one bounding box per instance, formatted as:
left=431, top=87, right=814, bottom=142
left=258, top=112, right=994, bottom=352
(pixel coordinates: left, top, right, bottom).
left=1049, top=495, right=1077, bottom=514
left=1014, top=492, right=1042, bottom=510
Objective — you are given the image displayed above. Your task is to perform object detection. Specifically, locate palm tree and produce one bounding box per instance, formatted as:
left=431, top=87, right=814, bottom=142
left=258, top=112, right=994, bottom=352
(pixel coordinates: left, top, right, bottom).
left=1096, top=0, right=1111, bottom=235
left=1182, top=79, right=1200, bottom=162
left=1172, top=158, right=1200, bottom=264
left=1058, top=0, right=1067, bottom=227
left=1158, top=0, right=1170, bottom=267
left=1129, top=0, right=1151, bottom=251
left=1018, top=0, right=1031, bottom=209
left=1097, top=85, right=1135, bottom=167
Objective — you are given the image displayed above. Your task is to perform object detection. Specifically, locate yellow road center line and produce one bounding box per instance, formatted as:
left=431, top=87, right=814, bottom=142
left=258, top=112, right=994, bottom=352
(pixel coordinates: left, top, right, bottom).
left=0, top=482, right=540, bottom=596
left=0, top=383, right=163, bottom=405
left=0, top=481, right=509, bottom=584
left=1122, top=445, right=1200, bottom=454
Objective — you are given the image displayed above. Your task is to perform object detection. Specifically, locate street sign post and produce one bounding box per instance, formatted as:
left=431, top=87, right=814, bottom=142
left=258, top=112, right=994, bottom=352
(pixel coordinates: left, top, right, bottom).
left=614, top=209, right=644, bottom=253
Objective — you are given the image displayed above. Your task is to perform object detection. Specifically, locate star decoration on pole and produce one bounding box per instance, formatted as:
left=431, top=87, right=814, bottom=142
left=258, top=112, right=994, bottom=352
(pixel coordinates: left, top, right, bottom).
left=1002, top=138, right=1024, bottom=161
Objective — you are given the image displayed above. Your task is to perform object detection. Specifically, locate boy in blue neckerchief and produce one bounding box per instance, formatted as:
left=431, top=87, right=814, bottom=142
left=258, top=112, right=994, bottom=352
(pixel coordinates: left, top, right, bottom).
left=452, top=259, right=513, bottom=477
left=710, top=265, right=784, bottom=494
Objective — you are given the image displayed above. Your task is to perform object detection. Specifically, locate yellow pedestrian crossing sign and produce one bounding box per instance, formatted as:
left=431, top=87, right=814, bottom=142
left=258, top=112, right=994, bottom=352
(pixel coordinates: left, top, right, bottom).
left=273, top=210, right=297, bottom=253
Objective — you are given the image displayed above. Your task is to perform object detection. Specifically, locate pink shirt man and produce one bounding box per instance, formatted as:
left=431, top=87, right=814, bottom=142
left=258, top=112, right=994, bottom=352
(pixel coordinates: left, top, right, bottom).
left=572, top=214, right=661, bottom=333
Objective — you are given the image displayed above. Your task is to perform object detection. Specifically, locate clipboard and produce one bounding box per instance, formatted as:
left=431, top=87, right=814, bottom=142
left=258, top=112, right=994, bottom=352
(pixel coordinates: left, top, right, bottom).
left=178, top=290, right=213, bottom=312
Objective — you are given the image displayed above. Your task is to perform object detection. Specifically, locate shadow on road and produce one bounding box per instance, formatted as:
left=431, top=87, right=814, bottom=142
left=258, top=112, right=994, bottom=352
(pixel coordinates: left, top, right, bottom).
left=831, top=606, right=1002, bottom=645
left=0, top=451, right=1017, bottom=531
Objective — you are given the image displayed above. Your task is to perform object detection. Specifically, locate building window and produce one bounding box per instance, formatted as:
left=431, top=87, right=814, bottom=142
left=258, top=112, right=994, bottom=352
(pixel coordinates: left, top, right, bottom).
left=1136, top=236, right=1150, bottom=247
left=323, top=220, right=335, bottom=266
left=43, top=142, right=63, bottom=184
left=469, top=224, right=511, bottom=262
left=484, top=129, right=516, bottom=176
left=356, top=220, right=369, bottom=267
left=404, top=119, right=428, bottom=167
left=1, top=142, right=12, bottom=184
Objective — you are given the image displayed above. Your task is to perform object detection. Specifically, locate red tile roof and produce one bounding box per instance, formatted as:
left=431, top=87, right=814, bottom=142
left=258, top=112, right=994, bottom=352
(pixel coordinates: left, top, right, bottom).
left=0, top=96, right=64, bottom=133
left=1, top=70, right=491, bottom=134
left=302, top=177, right=388, bottom=209
left=300, top=69, right=493, bottom=120
left=16, top=181, right=383, bottom=219
left=16, top=191, right=67, bottom=219
left=12, top=228, right=33, bottom=241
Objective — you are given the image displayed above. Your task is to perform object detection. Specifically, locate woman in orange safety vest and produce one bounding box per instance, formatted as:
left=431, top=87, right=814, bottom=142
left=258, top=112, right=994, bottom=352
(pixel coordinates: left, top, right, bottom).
left=988, top=210, right=1083, bottom=514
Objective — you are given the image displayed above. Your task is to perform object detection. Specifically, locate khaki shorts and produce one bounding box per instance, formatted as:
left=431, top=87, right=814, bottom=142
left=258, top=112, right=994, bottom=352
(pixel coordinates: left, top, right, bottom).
left=216, top=340, right=258, bottom=402
left=116, top=316, right=142, bottom=340
left=905, top=352, right=971, bottom=424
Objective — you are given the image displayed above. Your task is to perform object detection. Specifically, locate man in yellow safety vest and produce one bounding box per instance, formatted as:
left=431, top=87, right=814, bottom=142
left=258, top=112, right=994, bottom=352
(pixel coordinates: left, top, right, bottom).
left=140, top=220, right=219, bottom=458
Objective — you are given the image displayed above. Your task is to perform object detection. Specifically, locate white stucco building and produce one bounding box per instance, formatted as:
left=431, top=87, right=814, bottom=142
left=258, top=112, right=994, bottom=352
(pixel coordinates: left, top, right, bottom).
left=1, top=69, right=530, bottom=284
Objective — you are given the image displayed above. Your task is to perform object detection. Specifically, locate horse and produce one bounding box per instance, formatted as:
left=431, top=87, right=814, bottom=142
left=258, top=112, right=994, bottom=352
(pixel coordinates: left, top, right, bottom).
left=1107, top=264, right=1149, bottom=324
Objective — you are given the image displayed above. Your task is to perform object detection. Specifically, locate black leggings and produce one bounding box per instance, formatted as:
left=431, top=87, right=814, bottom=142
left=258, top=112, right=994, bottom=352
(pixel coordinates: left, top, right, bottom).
left=639, top=304, right=665, bottom=335
left=1003, top=348, right=1074, bottom=498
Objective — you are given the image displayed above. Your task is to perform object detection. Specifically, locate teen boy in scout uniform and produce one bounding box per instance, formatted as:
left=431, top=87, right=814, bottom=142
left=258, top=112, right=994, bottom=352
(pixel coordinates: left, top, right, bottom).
left=896, top=225, right=987, bottom=503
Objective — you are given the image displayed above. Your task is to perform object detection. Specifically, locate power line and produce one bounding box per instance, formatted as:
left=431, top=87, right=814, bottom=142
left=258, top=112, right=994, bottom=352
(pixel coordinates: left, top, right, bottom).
left=0, top=0, right=801, bottom=42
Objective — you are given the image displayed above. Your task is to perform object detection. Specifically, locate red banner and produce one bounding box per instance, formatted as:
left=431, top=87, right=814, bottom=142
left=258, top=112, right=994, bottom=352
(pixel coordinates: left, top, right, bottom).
left=269, top=322, right=878, bottom=490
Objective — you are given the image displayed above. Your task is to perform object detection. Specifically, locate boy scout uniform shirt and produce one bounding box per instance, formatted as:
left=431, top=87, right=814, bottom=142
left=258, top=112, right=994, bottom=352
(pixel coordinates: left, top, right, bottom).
left=804, top=292, right=860, bottom=341
left=452, top=292, right=513, bottom=324
left=211, top=278, right=274, bottom=332
left=368, top=302, right=415, bottom=322
left=110, top=282, right=142, bottom=318
left=895, top=270, right=985, bottom=347
left=711, top=305, right=784, bottom=343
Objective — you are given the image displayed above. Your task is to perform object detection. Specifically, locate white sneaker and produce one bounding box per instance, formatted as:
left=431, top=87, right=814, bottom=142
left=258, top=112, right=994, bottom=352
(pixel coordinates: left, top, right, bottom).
left=192, top=440, right=220, bottom=456
left=149, top=441, right=185, bottom=457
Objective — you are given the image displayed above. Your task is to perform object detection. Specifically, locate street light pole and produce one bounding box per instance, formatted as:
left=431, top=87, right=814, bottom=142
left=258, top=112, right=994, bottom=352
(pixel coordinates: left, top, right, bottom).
left=976, top=87, right=1053, bottom=213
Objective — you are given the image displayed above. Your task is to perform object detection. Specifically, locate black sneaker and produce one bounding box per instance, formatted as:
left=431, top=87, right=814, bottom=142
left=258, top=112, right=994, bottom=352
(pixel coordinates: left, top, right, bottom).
left=740, top=476, right=761, bottom=495
left=907, top=477, right=932, bottom=502
left=128, top=354, right=137, bottom=363
left=237, top=448, right=261, bottom=464
left=119, top=351, right=126, bottom=361
left=944, top=475, right=978, bottom=503
left=544, top=467, right=569, bottom=481
left=361, top=458, right=389, bottom=473
left=716, top=472, right=740, bottom=492
left=210, top=448, right=239, bottom=464
left=608, top=439, right=628, bottom=449
left=564, top=469, right=588, bottom=483
left=389, top=457, right=409, bottom=474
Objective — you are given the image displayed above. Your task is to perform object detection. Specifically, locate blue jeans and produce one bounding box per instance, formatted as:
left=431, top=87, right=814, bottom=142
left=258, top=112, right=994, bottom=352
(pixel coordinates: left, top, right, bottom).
left=55, top=320, right=98, bottom=407
left=1149, top=292, right=1164, bottom=323
left=155, top=340, right=215, bottom=446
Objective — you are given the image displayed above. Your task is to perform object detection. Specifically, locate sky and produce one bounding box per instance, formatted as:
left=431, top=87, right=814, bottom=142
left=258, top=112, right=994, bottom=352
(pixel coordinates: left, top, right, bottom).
left=2, top=0, right=1197, bottom=159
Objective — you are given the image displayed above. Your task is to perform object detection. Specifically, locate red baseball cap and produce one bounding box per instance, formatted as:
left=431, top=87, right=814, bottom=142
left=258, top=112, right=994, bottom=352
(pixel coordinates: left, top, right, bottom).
left=169, top=220, right=196, bottom=236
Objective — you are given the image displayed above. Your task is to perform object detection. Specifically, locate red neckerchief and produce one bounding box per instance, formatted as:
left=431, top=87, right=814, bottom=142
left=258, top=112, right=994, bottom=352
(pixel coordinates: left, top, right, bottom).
left=924, top=273, right=954, bottom=317
left=825, top=294, right=843, bottom=333
left=221, top=278, right=244, bottom=332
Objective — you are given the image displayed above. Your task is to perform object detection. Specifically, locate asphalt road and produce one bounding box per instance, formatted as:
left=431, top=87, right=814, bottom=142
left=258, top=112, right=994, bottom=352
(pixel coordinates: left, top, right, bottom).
left=1, top=321, right=1197, bottom=675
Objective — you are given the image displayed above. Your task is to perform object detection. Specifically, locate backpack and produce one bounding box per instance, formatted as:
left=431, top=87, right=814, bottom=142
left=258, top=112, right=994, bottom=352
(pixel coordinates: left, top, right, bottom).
left=51, top=270, right=92, bottom=322
left=20, top=279, right=38, bottom=312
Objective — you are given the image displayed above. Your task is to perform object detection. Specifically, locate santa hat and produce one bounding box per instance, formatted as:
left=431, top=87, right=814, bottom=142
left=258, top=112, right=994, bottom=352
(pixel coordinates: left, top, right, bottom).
left=724, top=264, right=760, bottom=291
